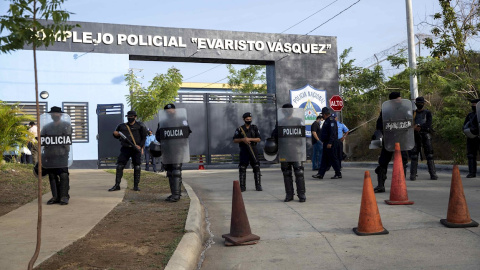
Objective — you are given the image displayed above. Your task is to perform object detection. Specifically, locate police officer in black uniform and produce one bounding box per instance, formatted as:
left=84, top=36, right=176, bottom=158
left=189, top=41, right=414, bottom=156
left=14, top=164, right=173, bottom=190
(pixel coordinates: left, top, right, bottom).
left=373, top=92, right=409, bottom=193
left=312, top=107, right=342, bottom=179
left=42, top=106, right=72, bottom=205
left=156, top=104, right=192, bottom=202
left=271, top=104, right=306, bottom=202
left=109, top=110, right=148, bottom=192
left=233, top=112, right=262, bottom=192
left=464, top=99, right=480, bottom=178
left=409, top=96, right=438, bottom=180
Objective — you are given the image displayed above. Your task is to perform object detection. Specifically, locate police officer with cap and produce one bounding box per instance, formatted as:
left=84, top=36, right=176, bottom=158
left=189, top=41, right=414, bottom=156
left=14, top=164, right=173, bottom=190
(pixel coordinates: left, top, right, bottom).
left=312, top=107, right=342, bottom=179
left=156, top=103, right=192, bottom=202
left=109, top=110, right=148, bottom=192
left=373, top=92, right=409, bottom=193
left=270, top=103, right=306, bottom=202
left=464, top=98, right=480, bottom=178
left=42, top=106, right=73, bottom=205
left=233, top=112, right=262, bottom=192
left=409, top=96, right=438, bottom=180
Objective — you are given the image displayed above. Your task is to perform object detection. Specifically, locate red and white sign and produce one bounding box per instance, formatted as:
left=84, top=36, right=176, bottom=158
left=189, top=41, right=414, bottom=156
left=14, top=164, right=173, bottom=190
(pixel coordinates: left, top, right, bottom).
left=329, top=95, right=344, bottom=111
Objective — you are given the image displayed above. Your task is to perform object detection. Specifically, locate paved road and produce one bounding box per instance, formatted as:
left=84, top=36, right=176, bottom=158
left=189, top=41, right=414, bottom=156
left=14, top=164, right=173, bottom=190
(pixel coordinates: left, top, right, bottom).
left=184, top=166, right=480, bottom=270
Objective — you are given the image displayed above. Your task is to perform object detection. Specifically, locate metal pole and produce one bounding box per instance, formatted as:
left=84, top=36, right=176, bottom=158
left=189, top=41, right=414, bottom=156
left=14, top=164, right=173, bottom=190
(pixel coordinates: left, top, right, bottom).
left=406, top=0, right=418, bottom=100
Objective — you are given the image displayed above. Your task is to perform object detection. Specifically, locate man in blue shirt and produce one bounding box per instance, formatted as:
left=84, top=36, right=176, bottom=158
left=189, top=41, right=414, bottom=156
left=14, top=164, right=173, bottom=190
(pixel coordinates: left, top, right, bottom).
left=333, top=113, right=349, bottom=168
left=145, top=129, right=157, bottom=172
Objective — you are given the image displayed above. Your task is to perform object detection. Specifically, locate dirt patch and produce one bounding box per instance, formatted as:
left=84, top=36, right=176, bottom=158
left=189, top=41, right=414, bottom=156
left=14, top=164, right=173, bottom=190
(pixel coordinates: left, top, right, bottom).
left=35, top=170, right=190, bottom=270
left=0, top=163, right=51, bottom=217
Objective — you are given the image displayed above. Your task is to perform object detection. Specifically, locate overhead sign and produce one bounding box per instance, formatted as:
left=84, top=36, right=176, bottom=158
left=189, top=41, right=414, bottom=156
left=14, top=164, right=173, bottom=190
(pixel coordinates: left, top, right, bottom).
left=329, top=95, right=344, bottom=111
left=290, top=85, right=327, bottom=138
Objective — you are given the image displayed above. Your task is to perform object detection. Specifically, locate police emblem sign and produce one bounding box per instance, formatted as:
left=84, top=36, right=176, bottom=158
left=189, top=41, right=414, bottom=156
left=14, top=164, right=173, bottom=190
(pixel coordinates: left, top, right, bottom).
left=290, top=85, right=327, bottom=138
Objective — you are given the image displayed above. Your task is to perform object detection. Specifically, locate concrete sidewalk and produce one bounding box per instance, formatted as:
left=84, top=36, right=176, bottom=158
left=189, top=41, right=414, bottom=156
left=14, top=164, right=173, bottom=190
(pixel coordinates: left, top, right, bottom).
left=0, top=169, right=126, bottom=270
left=184, top=166, right=480, bottom=270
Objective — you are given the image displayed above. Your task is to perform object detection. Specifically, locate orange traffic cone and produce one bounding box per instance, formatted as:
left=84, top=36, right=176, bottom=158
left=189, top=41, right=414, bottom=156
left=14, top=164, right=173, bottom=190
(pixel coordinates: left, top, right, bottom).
left=385, top=143, right=414, bottom=205
left=353, top=171, right=389, bottom=236
left=440, top=165, right=479, bottom=228
left=198, top=155, right=205, bottom=170
left=222, top=180, right=260, bottom=246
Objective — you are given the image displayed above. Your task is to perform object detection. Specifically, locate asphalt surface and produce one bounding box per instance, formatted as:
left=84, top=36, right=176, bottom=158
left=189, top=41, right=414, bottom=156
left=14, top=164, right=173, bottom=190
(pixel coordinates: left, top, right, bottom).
left=184, top=165, right=480, bottom=270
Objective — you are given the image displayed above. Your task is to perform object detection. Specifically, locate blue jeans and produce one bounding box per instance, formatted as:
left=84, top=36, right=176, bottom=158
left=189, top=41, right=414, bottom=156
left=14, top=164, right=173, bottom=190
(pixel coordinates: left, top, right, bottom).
left=312, top=141, right=323, bottom=170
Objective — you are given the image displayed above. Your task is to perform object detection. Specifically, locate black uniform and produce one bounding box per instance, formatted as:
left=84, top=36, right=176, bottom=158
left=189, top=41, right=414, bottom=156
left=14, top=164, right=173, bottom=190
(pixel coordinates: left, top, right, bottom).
left=464, top=111, right=480, bottom=177
left=41, top=119, right=72, bottom=205
left=111, top=121, right=148, bottom=191
left=233, top=124, right=262, bottom=191
left=316, top=115, right=341, bottom=178
left=271, top=124, right=306, bottom=202
left=409, top=109, right=437, bottom=180
left=374, top=111, right=409, bottom=192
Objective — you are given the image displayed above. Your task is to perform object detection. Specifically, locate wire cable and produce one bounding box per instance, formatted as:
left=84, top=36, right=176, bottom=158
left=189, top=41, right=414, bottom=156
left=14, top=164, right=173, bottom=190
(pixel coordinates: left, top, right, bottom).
left=305, top=0, right=362, bottom=35
left=281, top=0, right=340, bottom=33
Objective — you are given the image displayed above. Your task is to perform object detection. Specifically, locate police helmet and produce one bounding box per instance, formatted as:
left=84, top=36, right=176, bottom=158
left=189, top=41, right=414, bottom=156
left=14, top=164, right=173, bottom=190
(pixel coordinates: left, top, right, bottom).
left=263, top=137, right=278, bottom=161
left=149, top=141, right=162, bottom=157
left=369, top=130, right=383, bottom=150
left=33, top=163, right=47, bottom=177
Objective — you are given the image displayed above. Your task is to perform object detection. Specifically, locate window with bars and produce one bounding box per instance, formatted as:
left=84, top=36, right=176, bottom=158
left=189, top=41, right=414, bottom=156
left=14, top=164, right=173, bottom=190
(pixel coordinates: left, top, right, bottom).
left=63, top=102, right=89, bottom=143
left=4, top=101, right=48, bottom=125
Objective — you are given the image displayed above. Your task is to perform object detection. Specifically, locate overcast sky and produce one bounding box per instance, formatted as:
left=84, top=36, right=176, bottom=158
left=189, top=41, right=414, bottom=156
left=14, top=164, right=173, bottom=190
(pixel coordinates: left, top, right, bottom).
left=1, top=0, right=445, bottom=85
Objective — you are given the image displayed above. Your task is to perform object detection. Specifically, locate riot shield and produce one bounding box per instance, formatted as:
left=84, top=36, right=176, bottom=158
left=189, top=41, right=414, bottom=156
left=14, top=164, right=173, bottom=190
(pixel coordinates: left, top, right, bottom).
left=157, top=108, right=190, bottom=164
left=277, top=108, right=306, bottom=162
left=476, top=103, right=480, bottom=125
left=382, top=99, right=414, bottom=152
left=40, top=113, right=73, bottom=168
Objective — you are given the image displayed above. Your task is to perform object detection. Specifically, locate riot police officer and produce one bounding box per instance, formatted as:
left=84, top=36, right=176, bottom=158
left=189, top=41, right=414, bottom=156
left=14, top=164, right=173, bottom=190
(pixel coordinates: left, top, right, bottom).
left=312, top=107, right=342, bottom=179
left=409, top=96, right=438, bottom=180
left=109, top=111, right=148, bottom=192
left=41, top=106, right=73, bottom=205
left=233, top=112, right=262, bottom=192
left=464, top=99, right=480, bottom=178
left=270, top=104, right=306, bottom=202
left=156, top=104, right=192, bottom=202
left=373, top=92, right=410, bottom=193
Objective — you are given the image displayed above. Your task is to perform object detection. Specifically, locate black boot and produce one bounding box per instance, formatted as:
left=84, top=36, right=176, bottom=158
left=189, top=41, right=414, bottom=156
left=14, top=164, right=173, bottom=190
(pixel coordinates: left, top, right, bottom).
left=374, top=166, right=386, bottom=193
left=108, top=164, right=124, bottom=191
left=427, top=160, right=438, bottom=180
left=282, top=168, right=294, bottom=202
left=467, top=158, right=477, bottom=178
left=59, top=172, right=70, bottom=205
left=133, top=165, right=141, bottom=191
left=410, top=160, right=418, bottom=181
left=47, top=174, right=60, bottom=204
left=239, top=165, right=247, bottom=192
left=170, top=168, right=182, bottom=202
left=254, top=170, right=262, bottom=191
left=294, top=168, right=306, bottom=202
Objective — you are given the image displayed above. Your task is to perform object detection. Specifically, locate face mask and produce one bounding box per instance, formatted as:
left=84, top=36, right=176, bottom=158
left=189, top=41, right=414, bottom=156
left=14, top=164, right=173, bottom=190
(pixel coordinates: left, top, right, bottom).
left=127, top=117, right=135, bottom=123
left=416, top=104, right=424, bottom=110
left=245, top=121, right=252, bottom=125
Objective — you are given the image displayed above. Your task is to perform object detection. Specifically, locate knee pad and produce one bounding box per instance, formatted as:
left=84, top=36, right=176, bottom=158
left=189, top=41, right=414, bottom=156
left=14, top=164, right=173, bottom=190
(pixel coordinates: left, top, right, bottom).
left=238, top=164, right=247, bottom=172
left=426, top=154, right=434, bottom=160
left=375, top=166, right=386, bottom=176
left=172, top=169, right=182, bottom=178
left=116, top=164, right=125, bottom=171
left=410, top=154, right=418, bottom=161
left=293, top=163, right=304, bottom=177
left=467, top=154, right=476, bottom=159
left=134, top=165, right=141, bottom=171
left=59, top=172, right=69, bottom=181
left=253, top=164, right=260, bottom=173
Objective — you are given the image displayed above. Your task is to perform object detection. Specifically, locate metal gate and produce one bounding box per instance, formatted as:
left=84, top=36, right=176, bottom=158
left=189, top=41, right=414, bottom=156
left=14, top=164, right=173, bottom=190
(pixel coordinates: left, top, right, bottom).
left=97, top=103, right=124, bottom=168
left=144, top=93, right=277, bottom=165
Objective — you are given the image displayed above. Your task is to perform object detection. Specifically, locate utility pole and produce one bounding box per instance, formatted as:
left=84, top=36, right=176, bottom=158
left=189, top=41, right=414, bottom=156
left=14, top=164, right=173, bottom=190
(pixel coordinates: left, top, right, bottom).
left=406, top=0, right=418, bottom=100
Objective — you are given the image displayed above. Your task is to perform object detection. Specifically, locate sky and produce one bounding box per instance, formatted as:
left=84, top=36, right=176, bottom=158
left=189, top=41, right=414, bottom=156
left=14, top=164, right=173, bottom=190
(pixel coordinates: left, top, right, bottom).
left=0, top=0, right=446, bottom=85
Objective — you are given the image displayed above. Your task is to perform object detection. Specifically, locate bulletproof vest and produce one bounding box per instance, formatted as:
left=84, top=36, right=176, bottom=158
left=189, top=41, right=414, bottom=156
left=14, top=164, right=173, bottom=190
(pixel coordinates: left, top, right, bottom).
left=242, top=125, right=258, bottom=146
left=414, top=110, right=427, bottom=126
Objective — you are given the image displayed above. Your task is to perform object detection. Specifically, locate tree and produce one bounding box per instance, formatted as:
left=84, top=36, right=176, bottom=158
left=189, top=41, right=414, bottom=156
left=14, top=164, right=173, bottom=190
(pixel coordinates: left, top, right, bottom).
left=226, top=64, right=267, bottom=94
left=125, top=67, right=183, bottom=121
left=0, top=102, right=34, bottom=163
left=0, top=1, right=77, bottom=268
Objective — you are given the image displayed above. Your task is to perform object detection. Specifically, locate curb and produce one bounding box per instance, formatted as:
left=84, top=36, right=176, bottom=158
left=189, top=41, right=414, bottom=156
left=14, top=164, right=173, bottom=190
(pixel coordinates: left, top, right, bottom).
left=165, top=182, right=207, bottom=270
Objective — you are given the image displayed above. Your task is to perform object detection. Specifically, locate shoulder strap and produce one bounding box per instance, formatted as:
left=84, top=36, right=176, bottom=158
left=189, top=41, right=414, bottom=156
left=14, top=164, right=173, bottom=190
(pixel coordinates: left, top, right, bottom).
left=125, top=124, right=137, bottom=146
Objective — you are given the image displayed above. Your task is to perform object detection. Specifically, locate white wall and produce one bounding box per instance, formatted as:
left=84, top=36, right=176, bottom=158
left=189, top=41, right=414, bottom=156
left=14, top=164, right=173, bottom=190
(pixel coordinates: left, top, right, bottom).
left=0, top=50, right=129, bottom=162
